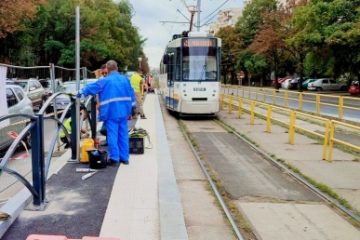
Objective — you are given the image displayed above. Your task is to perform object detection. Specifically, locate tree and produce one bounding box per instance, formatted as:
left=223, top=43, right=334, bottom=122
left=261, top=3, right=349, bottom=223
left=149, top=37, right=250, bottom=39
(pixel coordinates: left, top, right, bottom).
left=0, top=0, right=46, bottom=39
left=215, top=26, right=243, bottom=84
left=0, top=0, right=146, bottom=70
left=288, top=0, right=360, bottom=87
left=234, top=0, right=277, bottom=85
left=235, top=0, right=277, bottom=47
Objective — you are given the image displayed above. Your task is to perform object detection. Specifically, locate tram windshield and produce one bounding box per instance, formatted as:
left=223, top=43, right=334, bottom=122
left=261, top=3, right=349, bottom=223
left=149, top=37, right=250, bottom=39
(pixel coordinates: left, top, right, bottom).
left=182, top=47, right=217, bottom=81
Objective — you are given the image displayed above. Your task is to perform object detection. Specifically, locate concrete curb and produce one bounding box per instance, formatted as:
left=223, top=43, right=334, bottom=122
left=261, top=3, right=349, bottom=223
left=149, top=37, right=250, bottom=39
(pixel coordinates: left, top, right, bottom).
left=155, top=95, right=189, bottom=240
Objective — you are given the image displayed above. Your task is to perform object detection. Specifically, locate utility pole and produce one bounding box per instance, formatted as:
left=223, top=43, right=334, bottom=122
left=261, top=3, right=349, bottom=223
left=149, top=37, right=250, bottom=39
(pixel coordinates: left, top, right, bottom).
left=196, top=0, right=201, bottom=31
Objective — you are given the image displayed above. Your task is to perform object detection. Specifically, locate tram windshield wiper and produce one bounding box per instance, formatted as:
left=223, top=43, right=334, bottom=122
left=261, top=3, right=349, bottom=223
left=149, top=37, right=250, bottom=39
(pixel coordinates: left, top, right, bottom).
left=200, top=64, right=206, bottom=81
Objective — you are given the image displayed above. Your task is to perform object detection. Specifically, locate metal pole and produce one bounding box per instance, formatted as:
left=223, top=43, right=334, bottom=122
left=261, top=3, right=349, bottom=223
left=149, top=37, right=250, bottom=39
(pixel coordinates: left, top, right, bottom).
left=197, top=0, right=201, bottom=31
left=74, top=6, right=80, bottom=161
left=31, top=114, right=45, bottom=206
left=50, top=63, right=61, bottom=150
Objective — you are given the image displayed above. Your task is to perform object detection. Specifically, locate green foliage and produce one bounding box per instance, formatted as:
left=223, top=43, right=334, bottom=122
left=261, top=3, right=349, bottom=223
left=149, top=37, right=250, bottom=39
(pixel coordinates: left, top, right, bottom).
left=0, top=0, right=145, bottom=70
left=289, top=0, right=360, bottom=79
left=235, top=0, right=277, bottom=47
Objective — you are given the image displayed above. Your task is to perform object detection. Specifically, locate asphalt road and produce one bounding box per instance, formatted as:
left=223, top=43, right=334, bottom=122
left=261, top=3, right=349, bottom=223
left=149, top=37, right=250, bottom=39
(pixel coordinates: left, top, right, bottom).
left=225, top=87, right=360, bottom=123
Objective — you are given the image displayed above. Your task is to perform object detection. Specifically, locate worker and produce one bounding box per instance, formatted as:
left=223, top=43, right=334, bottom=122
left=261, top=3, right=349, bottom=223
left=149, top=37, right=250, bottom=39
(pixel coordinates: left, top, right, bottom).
left=130, top=69, right=146, bottom=119
left=59, top=108, right=89, bottom=148
left=78, top=60, right=135, bottom=165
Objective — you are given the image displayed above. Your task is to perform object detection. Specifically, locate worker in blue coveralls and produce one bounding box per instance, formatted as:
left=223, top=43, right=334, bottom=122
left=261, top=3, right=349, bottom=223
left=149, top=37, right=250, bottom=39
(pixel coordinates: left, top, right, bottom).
left=77, top=60, right=135, bottom=165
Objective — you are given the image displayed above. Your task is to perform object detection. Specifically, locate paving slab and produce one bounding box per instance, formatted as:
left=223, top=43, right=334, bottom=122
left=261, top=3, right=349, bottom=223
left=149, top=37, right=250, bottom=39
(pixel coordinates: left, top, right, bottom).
left=237, top=202, right=360, bottom=240
left=100, top=94, right=159, bottom=240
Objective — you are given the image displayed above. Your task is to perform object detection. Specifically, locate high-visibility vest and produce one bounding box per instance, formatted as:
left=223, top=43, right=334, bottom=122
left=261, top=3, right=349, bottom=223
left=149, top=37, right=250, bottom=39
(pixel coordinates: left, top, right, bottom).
left=130, top=73, right=142, bottom=93
left=59, top=118, right=72, bottom=138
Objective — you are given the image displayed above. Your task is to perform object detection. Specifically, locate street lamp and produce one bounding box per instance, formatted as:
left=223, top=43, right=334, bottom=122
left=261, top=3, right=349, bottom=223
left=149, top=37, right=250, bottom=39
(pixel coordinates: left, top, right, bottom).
left=138, top=57, right=142, bottom=69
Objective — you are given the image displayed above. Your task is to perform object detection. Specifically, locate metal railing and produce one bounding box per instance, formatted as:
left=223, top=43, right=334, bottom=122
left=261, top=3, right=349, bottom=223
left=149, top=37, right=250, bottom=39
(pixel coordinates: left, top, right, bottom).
left=0, top=92, right=97, bottom=208
left=220, top=94, right=360, bottom=162
left=222, top=85, right=360, bottom=124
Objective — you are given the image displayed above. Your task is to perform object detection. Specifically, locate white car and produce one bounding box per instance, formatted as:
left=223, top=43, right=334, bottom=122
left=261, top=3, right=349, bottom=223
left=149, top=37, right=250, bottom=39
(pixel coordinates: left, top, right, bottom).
left=281, top=78, right=292, bottom=89
left=307, top=78, right=347, bottom=91
left=0, top=85, right=34, bottom=151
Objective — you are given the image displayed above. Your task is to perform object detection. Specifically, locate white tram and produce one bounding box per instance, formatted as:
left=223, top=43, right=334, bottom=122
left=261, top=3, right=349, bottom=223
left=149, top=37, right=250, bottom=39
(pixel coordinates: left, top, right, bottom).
left=159, top=31, right=221, bottom=115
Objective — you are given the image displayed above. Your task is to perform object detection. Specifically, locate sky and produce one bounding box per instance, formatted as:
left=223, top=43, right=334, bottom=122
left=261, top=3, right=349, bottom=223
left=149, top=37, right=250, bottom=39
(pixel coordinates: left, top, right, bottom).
left=127, top=0, right=244, bottom=69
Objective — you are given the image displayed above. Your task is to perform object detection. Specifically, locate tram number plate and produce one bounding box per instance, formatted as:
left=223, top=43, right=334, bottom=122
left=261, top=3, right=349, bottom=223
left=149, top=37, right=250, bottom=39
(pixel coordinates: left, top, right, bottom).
left=193, top=87, right=206, bottom=91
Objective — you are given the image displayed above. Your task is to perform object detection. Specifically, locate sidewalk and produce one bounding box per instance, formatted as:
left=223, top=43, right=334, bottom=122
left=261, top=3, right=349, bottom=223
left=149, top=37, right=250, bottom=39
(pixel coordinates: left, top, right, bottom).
left=1, top=94, right=188, bottom=240
left=218, top=107, right=360, bottom=214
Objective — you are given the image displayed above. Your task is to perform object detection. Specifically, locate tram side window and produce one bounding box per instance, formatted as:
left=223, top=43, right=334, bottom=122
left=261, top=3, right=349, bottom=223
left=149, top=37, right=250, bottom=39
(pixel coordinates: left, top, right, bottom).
left=175, top=48, right=181, bottom=80
left=167, top=52, right=175, bottom=86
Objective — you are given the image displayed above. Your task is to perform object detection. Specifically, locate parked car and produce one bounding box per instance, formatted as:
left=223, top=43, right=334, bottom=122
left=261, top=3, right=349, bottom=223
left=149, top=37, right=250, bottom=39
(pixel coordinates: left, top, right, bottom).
left=39, top=79, right=63, bottom=98
left=281, top=78, right=292, bottom=89
left=51, top=79, right=97, bottom=112
left=307, top=78, right=347, bottom=91
left=0, top=85, right=34, bottom=152
left=9, top=79, right=46, bottom=109
left=302, top=78, right=316, bottom=89
left=348, top=80, right=360, bottom=95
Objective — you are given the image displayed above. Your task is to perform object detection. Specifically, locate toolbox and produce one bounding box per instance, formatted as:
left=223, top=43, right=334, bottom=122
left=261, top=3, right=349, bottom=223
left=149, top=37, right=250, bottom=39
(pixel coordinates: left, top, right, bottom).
left=129, top=137, right=144, bottom=154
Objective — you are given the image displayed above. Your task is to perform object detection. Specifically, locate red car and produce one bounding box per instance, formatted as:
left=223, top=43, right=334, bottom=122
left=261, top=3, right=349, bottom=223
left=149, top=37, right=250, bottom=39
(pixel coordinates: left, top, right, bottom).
left=349, top=80, right=359, bottom=95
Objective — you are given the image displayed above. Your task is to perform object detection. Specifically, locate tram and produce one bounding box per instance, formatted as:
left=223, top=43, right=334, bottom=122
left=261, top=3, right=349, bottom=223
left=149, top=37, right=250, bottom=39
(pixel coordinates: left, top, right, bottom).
left=159, top=31, right=221, bottom=115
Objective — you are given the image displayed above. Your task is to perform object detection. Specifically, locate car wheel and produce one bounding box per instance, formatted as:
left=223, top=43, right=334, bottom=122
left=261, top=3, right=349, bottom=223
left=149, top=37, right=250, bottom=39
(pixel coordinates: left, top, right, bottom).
left=316, top=87, right=322, bottom=91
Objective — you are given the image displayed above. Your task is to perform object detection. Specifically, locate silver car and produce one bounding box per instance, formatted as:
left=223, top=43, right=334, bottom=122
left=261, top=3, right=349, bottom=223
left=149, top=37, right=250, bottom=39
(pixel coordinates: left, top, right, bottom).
left=11, top=79, right=46, bottom=109
left=0, top=85, right=34, bottom=152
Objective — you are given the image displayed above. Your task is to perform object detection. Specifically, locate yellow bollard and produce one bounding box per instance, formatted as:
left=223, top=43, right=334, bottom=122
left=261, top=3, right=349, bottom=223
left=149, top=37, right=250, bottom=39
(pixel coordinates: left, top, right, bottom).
left=272, top=89, right=276, bottom=105
left=266, top=106, right=272, bottom=133
left=238, top=98, right=243, bottom=119
left=327, top=121, right=335, bottom=162
left=322, top=120, right=331, bottom=161
left=284, top=91, right=289, bottom=107
left=288, top=111, right=296, bottom=144
left=228, top=94, right=233, bottom=113
left=250, top=101, right=256, bottom=125
left=298, top=93, right=303, bottom=111
left=242, top=87, right=245, bottom=98
left=316, top=95, right=321, bottom=115
left=338, top=96, right=344, bottom=120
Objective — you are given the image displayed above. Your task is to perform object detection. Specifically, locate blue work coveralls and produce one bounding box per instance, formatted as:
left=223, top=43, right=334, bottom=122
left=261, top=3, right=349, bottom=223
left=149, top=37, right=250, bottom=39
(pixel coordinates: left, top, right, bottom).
left=81, top=71, right=135, bottom=162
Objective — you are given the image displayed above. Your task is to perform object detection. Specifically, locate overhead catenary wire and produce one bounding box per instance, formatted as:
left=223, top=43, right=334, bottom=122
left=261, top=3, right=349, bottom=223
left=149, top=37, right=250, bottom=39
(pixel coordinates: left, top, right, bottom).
left=200, top=0, right=231, bottom=26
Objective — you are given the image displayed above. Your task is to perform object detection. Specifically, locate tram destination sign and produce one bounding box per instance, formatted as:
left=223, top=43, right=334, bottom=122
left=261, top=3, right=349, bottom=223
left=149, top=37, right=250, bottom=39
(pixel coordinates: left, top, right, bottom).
left=183, top=38, right=216, bottom=48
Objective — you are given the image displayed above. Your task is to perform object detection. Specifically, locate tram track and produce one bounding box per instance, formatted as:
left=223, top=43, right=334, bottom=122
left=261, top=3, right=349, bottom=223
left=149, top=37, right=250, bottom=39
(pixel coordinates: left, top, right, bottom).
left=178, top=119, right=246, bottom=240
left=176, top=116, right=360, bottom=239
left=215, top=118, right=360, bottom=224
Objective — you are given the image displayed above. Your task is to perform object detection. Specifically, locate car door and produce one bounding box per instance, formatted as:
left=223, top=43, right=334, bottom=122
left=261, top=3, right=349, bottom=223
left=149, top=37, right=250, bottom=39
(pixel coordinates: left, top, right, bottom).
left=0, top=88, right=20, bottom=150
left=329, top=80, right=339, bottom=90
left=321, top=79, right=330, bottom=90
left=28, top=80, right=43, bottom=106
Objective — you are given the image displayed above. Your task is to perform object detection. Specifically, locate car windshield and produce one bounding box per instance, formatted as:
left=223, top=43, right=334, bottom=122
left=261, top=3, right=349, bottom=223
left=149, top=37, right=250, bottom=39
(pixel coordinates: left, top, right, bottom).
left=40, top=80, right=51, bottom=89
left=13, top=81, right=28, bottom=90
left=59, top=81, right=89, bottom=93
left=61, top=83, right=77, bottom=93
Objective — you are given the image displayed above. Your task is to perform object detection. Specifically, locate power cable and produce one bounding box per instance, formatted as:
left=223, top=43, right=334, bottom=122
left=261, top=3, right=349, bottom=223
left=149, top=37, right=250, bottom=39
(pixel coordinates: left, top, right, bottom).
left=201, top=0, right=231, bottom=23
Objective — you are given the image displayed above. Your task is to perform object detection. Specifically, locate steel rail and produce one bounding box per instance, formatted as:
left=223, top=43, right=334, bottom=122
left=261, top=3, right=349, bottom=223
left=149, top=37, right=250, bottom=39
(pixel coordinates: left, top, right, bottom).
left=215, top=119, right=360, bottom=223
left=178, top=120, right=245, bottom=240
